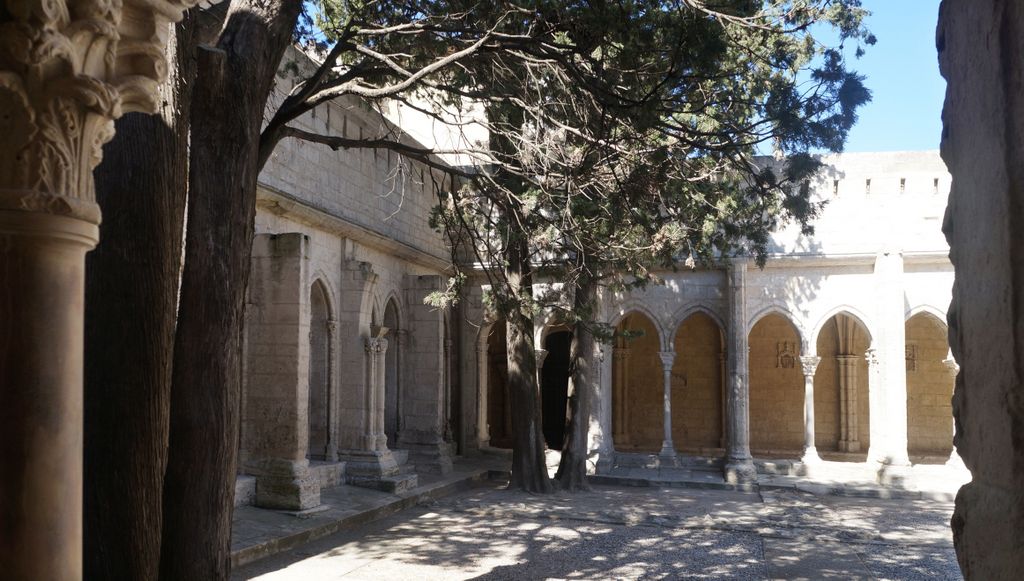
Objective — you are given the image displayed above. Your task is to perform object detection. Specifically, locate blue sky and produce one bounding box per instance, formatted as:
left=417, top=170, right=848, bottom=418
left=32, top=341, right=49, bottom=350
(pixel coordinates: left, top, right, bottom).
left=841, top=0, right=945, bottom=152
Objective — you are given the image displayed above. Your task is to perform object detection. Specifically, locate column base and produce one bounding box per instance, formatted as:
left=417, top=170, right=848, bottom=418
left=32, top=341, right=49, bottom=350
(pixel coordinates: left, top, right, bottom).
left=838, top=439, right=861, bottom=453
left=247, top=458, right=321, bottom=511
left=801, top=447, right=822, bottom=464
left=724, top=458, right=757, bottom=484
left=398, top=438, right=454, bottom=475
left=337, top=449, right=400, bottom=478
left=659, top=442, right=678, bottom=466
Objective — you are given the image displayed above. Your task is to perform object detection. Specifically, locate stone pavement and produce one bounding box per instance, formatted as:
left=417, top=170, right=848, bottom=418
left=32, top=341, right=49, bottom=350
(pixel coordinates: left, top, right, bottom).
left=231, top=459, right=504, bottom=568
left=594, top=457, right=971, bottom=502
left=231, top=480, right=962, bottom=580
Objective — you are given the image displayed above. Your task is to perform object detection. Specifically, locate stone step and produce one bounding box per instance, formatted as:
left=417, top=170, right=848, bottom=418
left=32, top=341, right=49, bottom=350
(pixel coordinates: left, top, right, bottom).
left=348, top=472, right=419, bottom=494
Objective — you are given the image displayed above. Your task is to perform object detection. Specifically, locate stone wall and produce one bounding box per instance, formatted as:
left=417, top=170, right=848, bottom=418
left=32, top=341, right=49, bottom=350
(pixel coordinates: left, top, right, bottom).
left=671, top=313, right=724, bottom=451
left=748, top=314, right=805, bottom=452
left=937, top=1, right=1024, bottom=575
left=905, top=314, right=953, bottom=457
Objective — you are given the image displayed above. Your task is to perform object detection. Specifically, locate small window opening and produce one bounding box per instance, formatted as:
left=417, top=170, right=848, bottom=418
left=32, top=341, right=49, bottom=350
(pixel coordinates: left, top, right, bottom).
left=865, top=178, right=871, bottom=195
left=832, top=179, right=839, bottom=197
left=933, top=178, right=940, bottom=195
left=899, top=178, right=906, bottom=194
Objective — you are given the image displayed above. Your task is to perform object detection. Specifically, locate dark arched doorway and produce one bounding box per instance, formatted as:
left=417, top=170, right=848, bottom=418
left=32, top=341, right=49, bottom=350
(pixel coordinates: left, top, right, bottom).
left=541, top=330, right=572, bottom=449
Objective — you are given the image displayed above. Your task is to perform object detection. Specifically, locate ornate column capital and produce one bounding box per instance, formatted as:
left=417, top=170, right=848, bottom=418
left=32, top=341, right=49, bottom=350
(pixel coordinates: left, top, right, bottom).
left=0, top=0, right=197, bottom=224
left=326, top=319, right=338, bottom=333
left=363, top=336, right=388, bottom=354
left=799, top=355, right=821, bottom=376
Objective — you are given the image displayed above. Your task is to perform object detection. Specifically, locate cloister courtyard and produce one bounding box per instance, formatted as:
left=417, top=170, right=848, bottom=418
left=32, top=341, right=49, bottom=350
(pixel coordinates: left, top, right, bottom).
left=233, top=479, right=962, bottom=580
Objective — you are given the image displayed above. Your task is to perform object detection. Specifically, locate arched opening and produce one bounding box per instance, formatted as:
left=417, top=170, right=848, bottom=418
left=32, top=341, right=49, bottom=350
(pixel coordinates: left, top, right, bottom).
left=671, top=312, right=725, bottom=454
left=814, top=313, right=871, bottom=460
left=443, top=315, right=460, bottom=453
left=486, top=320, right=512, bottom=448
left=541, top=329, right=572, bottom=450
left=749, top=313, right=803, bottom=456
left=906, top=312, right=954, bottom=461
left=383, top=299, right=401, bottom=447
left=612, top=311, right=662, bottom=452
left=307, top=280, right=331, bottom=460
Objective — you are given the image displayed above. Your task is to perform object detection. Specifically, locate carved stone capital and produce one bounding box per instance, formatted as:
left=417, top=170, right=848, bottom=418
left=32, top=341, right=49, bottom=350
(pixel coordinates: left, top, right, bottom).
left=364, top=336, right=388, bottom=354
left=0, top=0, right=197, bottom=224
left=799, top=355, right=821, bottom=376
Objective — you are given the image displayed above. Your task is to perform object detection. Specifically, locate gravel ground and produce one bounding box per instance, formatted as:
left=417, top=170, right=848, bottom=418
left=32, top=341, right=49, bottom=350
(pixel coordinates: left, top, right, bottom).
left=232, top=482, right=961, bottom=580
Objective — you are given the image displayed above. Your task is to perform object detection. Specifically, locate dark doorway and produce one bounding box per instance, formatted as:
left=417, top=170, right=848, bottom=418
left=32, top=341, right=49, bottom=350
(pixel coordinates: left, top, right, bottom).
left=541, top=331, right=572, bottom=450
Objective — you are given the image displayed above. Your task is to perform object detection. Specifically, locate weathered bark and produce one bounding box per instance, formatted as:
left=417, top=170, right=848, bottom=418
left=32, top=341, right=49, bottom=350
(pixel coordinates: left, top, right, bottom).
left=555, top=278, right=595, bottom=491
left=159, top=2, right=302, bottom=578
left=504, top=234, right=553, bottom=493
left=83, top=17, right=195, bottom=580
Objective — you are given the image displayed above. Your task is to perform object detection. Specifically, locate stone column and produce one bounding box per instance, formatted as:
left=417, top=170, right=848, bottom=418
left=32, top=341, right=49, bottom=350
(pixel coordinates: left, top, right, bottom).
left=326, top=319, right=339, bottom=461
left=865, top=347, right=883, bottom=462
left=873, top=250, right=911, bottom=466
left=836, top=354, right=861, bottom=452
left=535, top=348, right=549, bottom=389
left=724, top=259, right=756, bottom=482
left=943, top=356, right=965, bottom=468
left=0, top=3, right=193, bottom=577
left=476, top=334, right=490, bottom=447
left=719, top=351, right=728, bottom=449
left=612, top=347, right=631, bottom=445
left=443, top=337, right=454, bottom=442
left=799, top=356, right=822, bottom=464
left=374, top=337, right=390, bottom=451
left=658, top=351, right=678, bottom=463
left=363, top=337, right=386, bottom=451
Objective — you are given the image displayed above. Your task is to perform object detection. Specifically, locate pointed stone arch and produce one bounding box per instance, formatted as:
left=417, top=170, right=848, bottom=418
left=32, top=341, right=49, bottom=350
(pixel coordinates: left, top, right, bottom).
left=671, top=310, right=727, bottom=452
left=748, top=311, right=804, bottom=455
left=611, top=310, right=663, bottom=451
left=813, top=311, right=872, bottom=458
left=905, top=310, right=954, bottom=460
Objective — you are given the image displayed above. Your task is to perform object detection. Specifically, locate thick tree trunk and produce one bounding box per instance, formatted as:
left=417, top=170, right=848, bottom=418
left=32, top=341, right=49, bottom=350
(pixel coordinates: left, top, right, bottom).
left=83, top=17, right=195, bottom=580
left=555, top=278, right=595, bottom=491
left=504, top=235, right=553, bottom=493
left=159, top=2, right=301, bottom=579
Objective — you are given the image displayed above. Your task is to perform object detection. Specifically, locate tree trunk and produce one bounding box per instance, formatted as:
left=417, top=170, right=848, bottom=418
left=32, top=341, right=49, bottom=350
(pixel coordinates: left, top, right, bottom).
left=159, top=2, right=301, bottom=579
left=504, top=234, right=553, bottom=493
left=83, top=17, right=195, bottom=580
left=555, top=278, right=595, bottom=491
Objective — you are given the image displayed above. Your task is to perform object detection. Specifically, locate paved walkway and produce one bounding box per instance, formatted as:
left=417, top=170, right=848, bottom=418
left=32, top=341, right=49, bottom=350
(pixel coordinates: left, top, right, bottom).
left=232, top=481, right=962, bottom=580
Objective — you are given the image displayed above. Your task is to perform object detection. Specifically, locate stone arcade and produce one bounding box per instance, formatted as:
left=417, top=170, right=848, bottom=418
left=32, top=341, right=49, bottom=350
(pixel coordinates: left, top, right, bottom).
left=238, top=56, right=961, bottom=511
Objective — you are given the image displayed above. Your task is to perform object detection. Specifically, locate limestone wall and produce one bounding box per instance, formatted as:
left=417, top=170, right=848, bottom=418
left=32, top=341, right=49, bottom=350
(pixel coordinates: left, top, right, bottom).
left=671, top=313, right=724, bottom=451
left=905, top=314, right=953, bottom=457
left=748, top=314, right=805, bottom=452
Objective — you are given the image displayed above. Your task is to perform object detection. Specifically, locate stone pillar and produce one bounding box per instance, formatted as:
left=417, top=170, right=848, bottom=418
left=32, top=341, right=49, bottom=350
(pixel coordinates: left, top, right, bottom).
left=0, top=2, right=194, bottom=576
left=612, top=347, right=631, bottom=445
left=938, top=4, right=1024, bottom=574
left=364, top=336, right=387, bottom=451
left=476, top=334, right=490, bottom=448
left=873, top=250, right=911, bottom=466
left=724, top=259, right=755, bottom=482
left=658, top=351, right=678, bottom=463
left=943, top=356, right=964, bottom=468
left=535, top=348, right=549, bottom=388
left=799, top=356, right=822, bottom=464
left=243, top=233, right=319, bottom=511
left=719, top=351, right=728, bottom=449
left=836, top=354, right=861, bottom=452
left=326, top=319, right=339, bottom=461
left=865, top=347, right=884, bottom=462
left=396, top=274, right=453, bottom=474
